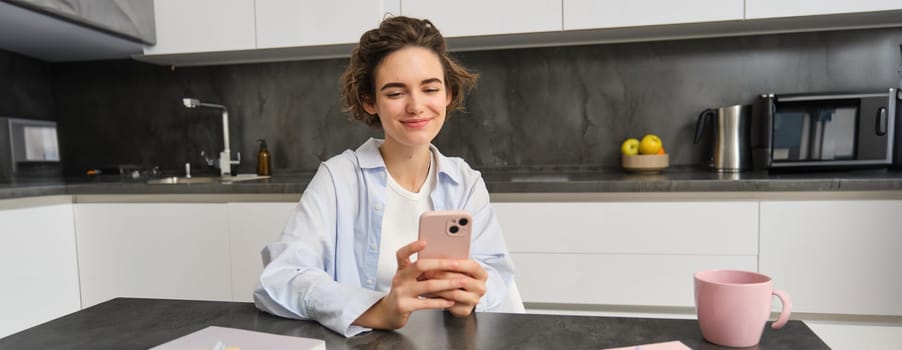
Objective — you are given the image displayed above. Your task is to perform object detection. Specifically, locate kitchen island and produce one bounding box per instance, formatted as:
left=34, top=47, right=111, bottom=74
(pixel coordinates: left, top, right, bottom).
left=0, top=298, right=830, bottom=349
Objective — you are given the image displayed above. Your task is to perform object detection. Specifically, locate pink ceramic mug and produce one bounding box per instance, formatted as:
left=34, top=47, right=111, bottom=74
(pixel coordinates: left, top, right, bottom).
left=694, top=269, right=792, bottom=348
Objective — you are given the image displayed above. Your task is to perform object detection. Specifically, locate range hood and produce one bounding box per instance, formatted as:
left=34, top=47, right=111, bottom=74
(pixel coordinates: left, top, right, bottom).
left=0, top=0, right=153, bottom=62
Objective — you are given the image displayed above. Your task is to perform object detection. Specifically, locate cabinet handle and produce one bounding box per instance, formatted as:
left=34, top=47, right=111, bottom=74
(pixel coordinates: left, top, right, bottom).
left=875, top=107, right=887, bottom=136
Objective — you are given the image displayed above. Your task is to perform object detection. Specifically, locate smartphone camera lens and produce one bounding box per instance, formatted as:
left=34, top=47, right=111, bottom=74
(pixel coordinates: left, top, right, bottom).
left=458, top=218, right=468, bottom=226
left=449, top=225, right=459, bottom=234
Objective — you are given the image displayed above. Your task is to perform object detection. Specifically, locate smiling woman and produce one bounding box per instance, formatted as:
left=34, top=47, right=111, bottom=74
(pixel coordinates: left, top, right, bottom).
left=252, top=16, right=518, bottom=338
left=364, top=46, right=451, bottom=165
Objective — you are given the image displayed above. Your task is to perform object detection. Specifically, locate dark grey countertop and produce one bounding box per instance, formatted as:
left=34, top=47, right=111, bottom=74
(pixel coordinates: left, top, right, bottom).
left=2, top=166, right=902, bottom=200
left=0, top=298, right=829, bottom=349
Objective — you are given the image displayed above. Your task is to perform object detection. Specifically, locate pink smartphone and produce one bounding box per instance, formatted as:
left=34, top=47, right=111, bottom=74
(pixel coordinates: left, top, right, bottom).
left=417, top=210, right=472, bottom=260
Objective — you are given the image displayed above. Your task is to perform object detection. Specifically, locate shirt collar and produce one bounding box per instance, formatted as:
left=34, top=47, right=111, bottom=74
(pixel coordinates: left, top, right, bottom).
left=355, top=138, right=462, bottom=185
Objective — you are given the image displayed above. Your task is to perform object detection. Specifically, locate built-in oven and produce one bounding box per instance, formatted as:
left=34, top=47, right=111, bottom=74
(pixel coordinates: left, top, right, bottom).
left=751, top=89, right=899, bottom=171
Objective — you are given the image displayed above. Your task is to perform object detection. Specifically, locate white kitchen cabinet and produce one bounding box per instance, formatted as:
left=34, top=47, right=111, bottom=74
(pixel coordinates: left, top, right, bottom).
left=494, top=201, right=758, bottom=308
left=513, top=253, right=755, bottom=307
left=74, top=203, right=232, bottom=308
left=564, top=0, right=744, bottom=31
left=746, top=0, right=902, bottom=20
left=759, top=200, right=902, bottom=316
left=0, top=200, right=80, bottom=338
left=227, top=202, right=297, bottom=302
left=256, top=0, right=400, bottom=48
left=144, top=0, right=256, bottom=55
left=401, top=0, right=561, bottom=38
left=138, top=0, right=902, bottom=65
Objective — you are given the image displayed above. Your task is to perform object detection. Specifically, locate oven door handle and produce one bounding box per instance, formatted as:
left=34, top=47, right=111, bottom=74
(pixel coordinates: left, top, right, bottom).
left=875, top=107, right=887, bottom=136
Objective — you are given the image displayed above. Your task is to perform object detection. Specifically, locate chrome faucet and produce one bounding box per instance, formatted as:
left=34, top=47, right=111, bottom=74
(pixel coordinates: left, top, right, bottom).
left=182, top=98, right=240, bottom=176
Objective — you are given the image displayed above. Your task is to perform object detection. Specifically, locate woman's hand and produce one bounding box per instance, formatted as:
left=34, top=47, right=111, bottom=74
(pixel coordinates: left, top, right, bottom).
left=419, top=260, right=488, bottom=317
left=354, top=240, right=464, bottom=329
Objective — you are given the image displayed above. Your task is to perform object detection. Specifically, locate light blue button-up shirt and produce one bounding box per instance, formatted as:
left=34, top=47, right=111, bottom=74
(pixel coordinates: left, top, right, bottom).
left=253, top=138, right=515, bottom=337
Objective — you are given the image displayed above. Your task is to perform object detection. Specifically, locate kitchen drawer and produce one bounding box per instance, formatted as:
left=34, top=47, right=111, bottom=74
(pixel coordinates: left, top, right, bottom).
left=512, top=253, right=756, bottom=307
left=74, top=203, right=232, bottom=307
left=760, top=200, right=902, bottom=316
left=494, top=201, right=758, bottom=255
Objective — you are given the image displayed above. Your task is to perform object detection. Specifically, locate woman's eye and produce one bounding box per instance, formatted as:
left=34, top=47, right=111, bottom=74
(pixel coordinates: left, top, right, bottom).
left=386, top=91, right=403, bottom=98
left=424, top=87, right=441, bottom=93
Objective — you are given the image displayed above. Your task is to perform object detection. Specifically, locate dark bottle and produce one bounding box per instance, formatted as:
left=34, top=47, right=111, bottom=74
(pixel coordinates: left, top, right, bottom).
left=256, top=139, right=272, bottom=176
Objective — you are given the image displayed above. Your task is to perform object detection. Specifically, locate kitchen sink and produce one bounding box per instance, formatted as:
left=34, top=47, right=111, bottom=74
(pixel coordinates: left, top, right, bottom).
left=147, top=174, right=270, bottom=185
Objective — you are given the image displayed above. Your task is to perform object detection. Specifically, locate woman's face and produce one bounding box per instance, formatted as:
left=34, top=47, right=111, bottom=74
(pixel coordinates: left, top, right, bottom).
left=365, top=46, right=452, bottom=150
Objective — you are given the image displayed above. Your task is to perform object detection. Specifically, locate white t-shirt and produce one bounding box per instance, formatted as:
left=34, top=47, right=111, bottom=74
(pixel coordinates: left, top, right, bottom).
left=375, top=153, right=436, bottom=292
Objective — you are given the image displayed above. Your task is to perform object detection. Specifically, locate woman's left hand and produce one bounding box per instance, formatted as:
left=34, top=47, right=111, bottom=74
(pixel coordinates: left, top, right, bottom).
left=419, top=259, right=488, bottom=317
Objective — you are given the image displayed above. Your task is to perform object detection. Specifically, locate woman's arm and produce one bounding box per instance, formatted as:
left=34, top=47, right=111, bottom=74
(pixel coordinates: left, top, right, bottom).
left=253, top=163, right=384, bottom=337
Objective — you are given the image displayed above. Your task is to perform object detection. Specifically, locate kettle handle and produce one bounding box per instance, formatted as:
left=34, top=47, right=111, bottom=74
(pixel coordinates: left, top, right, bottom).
left=694, top=109, right=714, bottom=144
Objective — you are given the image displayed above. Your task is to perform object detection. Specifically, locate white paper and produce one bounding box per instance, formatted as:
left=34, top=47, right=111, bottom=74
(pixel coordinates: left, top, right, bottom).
left=150, top=326, right=326, bottom=350
left=603, top=340, right=692, bottom=350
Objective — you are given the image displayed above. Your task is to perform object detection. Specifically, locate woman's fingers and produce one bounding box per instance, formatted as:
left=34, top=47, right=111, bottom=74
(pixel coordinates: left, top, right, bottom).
left=394, top=294, right=454, bottom=314
left=399, top=258, right=460, bottom=280
left=412, top=275, right=466, bottom=296
left=421, top=270, right=465, bottom=281
left=455, top=259, right=488, bottom=281
left=388, top=254, right=488, bottom=317
left=390, top=261, right=465, bottom=301
left=395, top=240, right=426, bottom=269
left=386, top=280, right=457, bottom=313
left=418, top=259, right=488, bottom=281
left=429, top=288, right=482, bottom=306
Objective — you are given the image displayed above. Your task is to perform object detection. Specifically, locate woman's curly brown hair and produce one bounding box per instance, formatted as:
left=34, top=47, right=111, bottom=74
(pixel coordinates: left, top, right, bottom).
left=341, top=16, right=478, bottom=128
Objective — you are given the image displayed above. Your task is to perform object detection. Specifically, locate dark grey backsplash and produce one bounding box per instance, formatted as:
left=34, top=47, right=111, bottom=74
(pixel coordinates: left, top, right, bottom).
left=8, top=27, right=902, bottom=176
left=0, top=49, right=54, bottom=120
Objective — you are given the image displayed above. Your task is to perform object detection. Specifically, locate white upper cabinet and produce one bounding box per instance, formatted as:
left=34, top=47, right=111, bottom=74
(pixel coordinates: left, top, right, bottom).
left=564, top=0, right=744, bottom=30
left=140, top=0, right=902, bottom=64
left=746, top=0, right=902, bottom=19
left=144, top=0, right=256, bottom=55
left=400, top=0, right=561, bottom=38
left=256, top=0, right=400, bottom=48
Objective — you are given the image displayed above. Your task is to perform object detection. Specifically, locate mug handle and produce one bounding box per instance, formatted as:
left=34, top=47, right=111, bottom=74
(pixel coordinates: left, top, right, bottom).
left=770, top=289, right=793, bottom=329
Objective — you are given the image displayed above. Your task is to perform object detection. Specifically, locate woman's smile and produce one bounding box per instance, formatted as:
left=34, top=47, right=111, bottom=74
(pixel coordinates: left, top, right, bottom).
left=401, top=117, right=433, bottom=129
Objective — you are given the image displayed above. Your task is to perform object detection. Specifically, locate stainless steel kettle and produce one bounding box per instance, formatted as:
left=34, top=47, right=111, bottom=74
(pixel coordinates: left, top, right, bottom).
left=694, top=105, right=752, bottom=172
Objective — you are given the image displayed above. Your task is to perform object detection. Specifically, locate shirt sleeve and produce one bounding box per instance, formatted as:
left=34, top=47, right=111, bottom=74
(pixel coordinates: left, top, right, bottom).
left=464, top=176, right=516, bottom=312
left=253, top=163, right=385, bottom=337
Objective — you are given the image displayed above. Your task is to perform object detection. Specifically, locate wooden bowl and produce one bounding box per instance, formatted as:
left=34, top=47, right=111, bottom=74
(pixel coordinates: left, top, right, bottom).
left=622, top=154, right=669, bottom=174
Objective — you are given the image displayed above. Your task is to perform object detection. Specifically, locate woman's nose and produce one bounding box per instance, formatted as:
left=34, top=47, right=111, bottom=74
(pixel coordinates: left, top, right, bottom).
left=406, top=93, right=424, bottom=115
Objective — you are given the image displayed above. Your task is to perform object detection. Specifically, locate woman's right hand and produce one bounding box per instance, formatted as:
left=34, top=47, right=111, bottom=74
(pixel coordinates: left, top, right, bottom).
left=354, top=240, right=463, bottom=330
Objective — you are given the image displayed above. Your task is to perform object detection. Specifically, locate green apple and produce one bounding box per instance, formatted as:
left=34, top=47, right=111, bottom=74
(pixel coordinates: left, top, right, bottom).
left=621, top=138, right=640, bottom=156
left=639, top=134, right=662, bottom=155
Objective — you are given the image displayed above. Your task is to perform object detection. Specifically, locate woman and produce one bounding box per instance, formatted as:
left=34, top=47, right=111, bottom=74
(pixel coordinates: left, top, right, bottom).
left=253, top=16, right=515, bottom=337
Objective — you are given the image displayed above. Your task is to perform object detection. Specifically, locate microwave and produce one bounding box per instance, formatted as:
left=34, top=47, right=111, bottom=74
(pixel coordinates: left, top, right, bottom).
left=751, top=89, right=899, bottom=171
left=0, top=117, right=62, bottom=180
